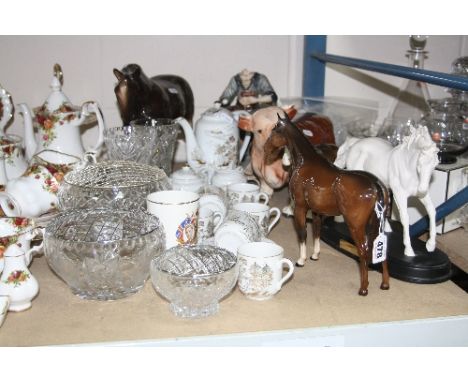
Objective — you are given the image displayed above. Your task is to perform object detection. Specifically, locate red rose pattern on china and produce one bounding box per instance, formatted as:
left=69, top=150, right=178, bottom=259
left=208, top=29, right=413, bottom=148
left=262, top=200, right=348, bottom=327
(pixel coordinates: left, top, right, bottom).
left=34, top=102, right=76, bottom=147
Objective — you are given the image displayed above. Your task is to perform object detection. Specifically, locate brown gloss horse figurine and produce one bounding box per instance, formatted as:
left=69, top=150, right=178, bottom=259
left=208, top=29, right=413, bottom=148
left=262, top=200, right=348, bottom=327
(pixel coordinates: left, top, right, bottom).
left=113, top=64, right=194, bottom=125
left=264, top=113, right=390, bottom=296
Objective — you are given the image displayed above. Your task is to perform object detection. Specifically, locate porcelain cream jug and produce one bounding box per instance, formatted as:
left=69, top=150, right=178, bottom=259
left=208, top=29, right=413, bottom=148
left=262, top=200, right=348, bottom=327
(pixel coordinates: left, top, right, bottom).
left=0, top=243, right=39, bottom=312
left=18, top=64, right=105, bottom=164
left=176, top=107, right=250, bottom=177
left=0, top=218, right=44, bottom=273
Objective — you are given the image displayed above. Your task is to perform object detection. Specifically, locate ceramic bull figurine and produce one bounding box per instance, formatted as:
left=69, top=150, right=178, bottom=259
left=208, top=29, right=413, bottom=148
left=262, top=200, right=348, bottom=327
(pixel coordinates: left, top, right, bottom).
left=113, top=64, right=194, bottom=125
left=238, top=106, right=337, bottom=195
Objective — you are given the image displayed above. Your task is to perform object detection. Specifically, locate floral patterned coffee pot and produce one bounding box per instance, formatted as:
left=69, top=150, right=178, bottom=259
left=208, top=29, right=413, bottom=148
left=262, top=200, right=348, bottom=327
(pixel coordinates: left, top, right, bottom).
left=18, top=64, right=105, bottom=164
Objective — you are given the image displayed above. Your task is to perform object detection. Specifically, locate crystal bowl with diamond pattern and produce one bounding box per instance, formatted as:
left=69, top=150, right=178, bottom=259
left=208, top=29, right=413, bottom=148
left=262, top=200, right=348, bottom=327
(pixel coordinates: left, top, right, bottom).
left=44, top=208, right=165, bottom=300
left=150, top=245, right=238, bottom=318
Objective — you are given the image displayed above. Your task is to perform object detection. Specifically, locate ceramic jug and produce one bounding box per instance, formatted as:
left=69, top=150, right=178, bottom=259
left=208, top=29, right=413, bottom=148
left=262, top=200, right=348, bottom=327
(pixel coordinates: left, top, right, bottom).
left=0, top=85, right=29, bottom=185
left=0, top=243, right=39, bottom=312
left=0, top=134, right=29, bottom=186
left=0, top=83, right=13, bottom=135
left=0, top=218, right=44, bottom=273
left=176, top=107, right=251, bottom=178
left=18, top=64, right=105, bottom=164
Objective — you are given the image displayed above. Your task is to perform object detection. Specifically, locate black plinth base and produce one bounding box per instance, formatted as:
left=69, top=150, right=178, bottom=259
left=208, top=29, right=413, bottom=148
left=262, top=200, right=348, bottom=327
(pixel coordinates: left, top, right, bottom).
left=320, top=218, right=452, bottom=284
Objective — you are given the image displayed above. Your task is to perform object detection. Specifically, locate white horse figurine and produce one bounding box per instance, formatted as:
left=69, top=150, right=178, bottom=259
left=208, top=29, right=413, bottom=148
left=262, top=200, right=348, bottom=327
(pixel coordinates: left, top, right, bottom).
left=334, top=125, right=440, bottom=257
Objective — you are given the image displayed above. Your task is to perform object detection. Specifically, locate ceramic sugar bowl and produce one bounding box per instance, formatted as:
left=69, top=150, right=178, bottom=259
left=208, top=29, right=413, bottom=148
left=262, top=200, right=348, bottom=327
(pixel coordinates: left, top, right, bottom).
left=170, top=165, right=206, bottom=193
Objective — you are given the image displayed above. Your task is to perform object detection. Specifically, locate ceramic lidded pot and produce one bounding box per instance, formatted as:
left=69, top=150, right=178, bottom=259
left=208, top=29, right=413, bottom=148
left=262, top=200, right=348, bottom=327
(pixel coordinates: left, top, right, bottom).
left=170, top=165, right=206, bottom=193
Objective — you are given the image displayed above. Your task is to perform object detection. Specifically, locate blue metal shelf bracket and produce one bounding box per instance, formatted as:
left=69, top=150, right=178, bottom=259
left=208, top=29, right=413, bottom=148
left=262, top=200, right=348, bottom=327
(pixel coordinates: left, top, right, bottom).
left=312, top=52, right=468, bottom=92
left=303, top=36, right=327, bottom=97
left=409, top=186, right=468, bottom=238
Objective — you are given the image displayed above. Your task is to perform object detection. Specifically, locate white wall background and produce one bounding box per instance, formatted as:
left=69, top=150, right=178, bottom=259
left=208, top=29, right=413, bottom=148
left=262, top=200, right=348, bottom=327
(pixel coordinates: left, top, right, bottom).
left=1, top=35, right=466, bottom=141
left=0, top=35, right=304, bottom=140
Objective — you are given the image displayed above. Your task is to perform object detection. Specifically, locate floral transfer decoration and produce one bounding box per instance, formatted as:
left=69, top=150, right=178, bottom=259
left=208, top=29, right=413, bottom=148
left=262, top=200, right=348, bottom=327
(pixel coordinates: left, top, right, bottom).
left=4, top=270, right=30, bottom=287
left=5, top=217, right=31, bottom=232
left=0, top=235, right=19, bottom=260
left=23, top=165, right=60, bottom=194
left=0, top=137, right=21, bottom=164
left=34, top=102, right=77, bottom=147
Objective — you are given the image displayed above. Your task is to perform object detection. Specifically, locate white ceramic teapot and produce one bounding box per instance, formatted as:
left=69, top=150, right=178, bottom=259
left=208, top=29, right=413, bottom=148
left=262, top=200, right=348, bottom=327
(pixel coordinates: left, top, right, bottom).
left=176, top=107, right=250, bottom=178
left=18, top=64, right=105, bottom=164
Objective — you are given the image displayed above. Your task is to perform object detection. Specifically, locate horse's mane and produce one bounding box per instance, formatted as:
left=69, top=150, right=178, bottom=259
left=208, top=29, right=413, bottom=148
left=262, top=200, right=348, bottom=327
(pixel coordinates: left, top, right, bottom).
left=401, top=125, right=438, bottom=154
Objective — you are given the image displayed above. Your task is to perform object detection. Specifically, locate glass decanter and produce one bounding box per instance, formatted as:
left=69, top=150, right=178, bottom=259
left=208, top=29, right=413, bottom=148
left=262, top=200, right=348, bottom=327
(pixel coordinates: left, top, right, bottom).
left=382, top=35, right=431, bottom=145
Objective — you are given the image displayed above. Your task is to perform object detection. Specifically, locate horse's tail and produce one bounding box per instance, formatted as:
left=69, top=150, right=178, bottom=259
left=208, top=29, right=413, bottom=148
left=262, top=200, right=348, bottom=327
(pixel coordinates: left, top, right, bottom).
left=370, top=176, right=390, bottom=248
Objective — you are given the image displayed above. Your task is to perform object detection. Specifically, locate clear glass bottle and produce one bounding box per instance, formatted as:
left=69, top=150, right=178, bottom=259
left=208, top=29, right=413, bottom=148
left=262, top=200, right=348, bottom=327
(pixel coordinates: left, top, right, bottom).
left=448, top=56, right=468, bottom=102
left=382, top=36, right=431, bottom=145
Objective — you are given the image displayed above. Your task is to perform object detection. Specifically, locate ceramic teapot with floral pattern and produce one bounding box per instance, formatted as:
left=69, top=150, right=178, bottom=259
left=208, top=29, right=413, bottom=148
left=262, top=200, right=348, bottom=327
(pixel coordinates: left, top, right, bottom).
left=18, top=64, right=105, bottom=164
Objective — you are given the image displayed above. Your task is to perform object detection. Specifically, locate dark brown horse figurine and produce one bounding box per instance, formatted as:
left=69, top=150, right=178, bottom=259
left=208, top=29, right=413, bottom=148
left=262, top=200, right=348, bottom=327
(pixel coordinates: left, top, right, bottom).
left=264, top=113, right=390, bottom=296
left=113, top=64, right=194, bottom=125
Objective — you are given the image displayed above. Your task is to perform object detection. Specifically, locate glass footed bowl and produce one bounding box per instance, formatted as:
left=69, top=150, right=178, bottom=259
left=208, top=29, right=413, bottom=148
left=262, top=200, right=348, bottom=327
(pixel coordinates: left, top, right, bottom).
left=44, top=208, right=165, bottom=300
left=57, top=160, right=171, bottom=211
left=150, top=245, right=238, bottom=318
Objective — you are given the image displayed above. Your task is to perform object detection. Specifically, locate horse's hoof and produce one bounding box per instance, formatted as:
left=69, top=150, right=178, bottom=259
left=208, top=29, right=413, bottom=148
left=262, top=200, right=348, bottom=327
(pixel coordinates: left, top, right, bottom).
left=426, top=241, right=436, bottom=252
left=295, top=262, right=304, bottom=268
left=358, top=289, right=368, bottom=296
left=380, top=283, right=390, bottom=290
left=309, top=256, right=319, bottom=261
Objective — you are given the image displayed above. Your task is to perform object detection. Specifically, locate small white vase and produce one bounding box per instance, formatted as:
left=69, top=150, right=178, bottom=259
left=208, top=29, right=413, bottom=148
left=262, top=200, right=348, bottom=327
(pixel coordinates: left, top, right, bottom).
left=0, top=243, right=39, bottom=312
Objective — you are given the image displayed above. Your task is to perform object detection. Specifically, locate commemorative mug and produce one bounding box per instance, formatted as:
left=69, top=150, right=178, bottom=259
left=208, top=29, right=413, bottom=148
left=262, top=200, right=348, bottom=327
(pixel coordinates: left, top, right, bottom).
left=147, top=190, right=199, bottom=249
left=237, top=241, right=294, bottom=301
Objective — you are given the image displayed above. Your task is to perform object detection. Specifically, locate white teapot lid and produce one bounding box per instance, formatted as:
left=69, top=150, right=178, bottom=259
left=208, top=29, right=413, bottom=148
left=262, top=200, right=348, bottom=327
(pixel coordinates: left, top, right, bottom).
left=201, top=107, right=235, bottom=123
left=43, top=64, right=72, bottom=112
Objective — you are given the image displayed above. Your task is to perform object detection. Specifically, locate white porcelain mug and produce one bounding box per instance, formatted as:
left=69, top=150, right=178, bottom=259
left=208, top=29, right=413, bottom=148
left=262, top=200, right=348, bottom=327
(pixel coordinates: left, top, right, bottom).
left=237, top=241, right=294, bottom=301
left=226, top=182, right=269, bottom=207
left=196, top=207, right=223, bottom=244
left=232, top=202, right=281, bottom=236
left=147, top=190, right=199, bottom=249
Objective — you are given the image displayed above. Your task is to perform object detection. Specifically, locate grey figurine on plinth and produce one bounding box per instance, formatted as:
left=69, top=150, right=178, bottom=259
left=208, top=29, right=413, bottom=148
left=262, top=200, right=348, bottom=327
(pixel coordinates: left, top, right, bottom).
left=217, top=69, right=278, bottom=112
